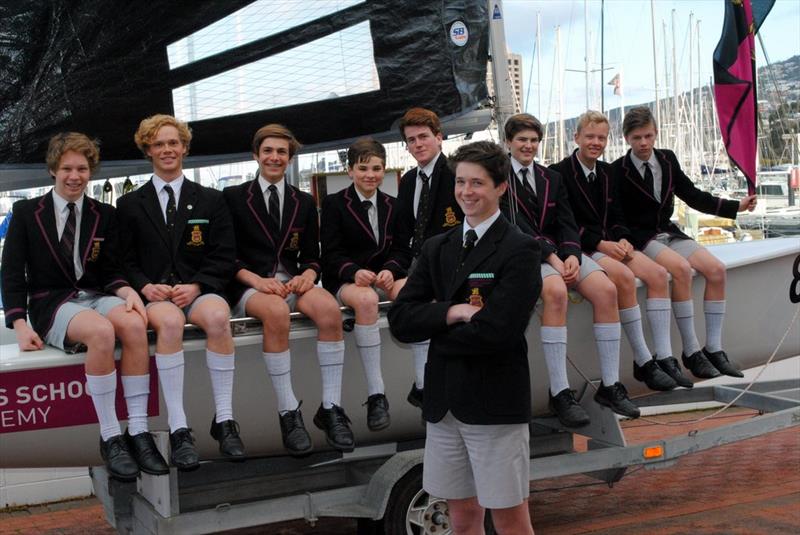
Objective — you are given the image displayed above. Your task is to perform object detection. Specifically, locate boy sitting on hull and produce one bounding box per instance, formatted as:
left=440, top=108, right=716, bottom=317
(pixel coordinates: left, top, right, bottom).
left=2, top=132, right=166, bottom=481
left=223, top=124, right=355, bottom=455
left=395, top=107, right=464, bottom=410
left=612, top=106, right=757, bottom=380
left=117, top=114, right=245, bottom=470
left=320, top=138, right=412, bottom=431
left=550, top=111, right=677, bottom=391
left=501, top=113, right=640, bottom=428
left=389, top=141, right=539, bottom=534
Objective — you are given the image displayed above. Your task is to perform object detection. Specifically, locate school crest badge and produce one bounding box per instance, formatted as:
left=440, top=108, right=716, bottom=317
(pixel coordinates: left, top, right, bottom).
left=287, top=232, right=300, bottom=251
left=88, top=238, right=103, bottom=262
left=443, top=206, right=460, bottom=227
left=187, top=225, right=205, bottom=247
left=468, top=287, right=484, bottom=308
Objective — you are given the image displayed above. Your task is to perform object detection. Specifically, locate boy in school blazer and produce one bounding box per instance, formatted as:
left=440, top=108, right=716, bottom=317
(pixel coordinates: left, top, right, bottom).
left=501, top=113, right=639, bottom=429
left=389, top=141, right=539, bottom=534
left=2, top=132, right=165, bottom=481
left=550, top=111, right=677, bottom=392
left=612, top=106, right=757, bottom=380
left=117, top=114, right=245, bottom=470
left=223, top=124, right=354, bottom=456
left=320, top=138, right=412, bottom=431
left=394, top=107, right=464, bottom=409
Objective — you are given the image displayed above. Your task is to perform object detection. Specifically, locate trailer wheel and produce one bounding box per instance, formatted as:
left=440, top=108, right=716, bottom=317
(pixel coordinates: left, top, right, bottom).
left=382, top=465, right=496, bottom=535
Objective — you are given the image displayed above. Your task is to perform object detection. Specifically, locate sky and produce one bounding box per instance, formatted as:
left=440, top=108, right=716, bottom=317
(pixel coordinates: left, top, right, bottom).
left=500, top=0, right=800, bottom=120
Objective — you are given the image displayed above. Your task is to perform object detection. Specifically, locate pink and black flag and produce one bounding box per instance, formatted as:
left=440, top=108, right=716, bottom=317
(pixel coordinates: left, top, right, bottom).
left=713, top=0, right=774, bottom=194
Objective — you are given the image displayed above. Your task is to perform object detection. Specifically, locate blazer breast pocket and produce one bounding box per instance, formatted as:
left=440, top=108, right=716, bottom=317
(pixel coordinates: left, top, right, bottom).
left=285, top=227, right=304, bottom=251
left=183, top=220, right=209, bottom=251
left=87, top=237, right=105, bottom=262
left=464, top=274, right=496, bottom=308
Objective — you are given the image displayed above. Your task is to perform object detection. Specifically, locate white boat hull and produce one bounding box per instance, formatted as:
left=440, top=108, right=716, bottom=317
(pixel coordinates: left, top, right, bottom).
left=1, top=238, right=798, bottom=468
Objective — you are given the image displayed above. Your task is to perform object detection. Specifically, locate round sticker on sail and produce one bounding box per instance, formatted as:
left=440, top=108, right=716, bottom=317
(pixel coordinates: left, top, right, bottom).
left=450, top=21, right=468, bottom=47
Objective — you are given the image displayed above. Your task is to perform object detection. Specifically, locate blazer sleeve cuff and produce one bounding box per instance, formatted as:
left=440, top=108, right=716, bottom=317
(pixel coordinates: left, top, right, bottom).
left=4, top=307, right=26, bottom=328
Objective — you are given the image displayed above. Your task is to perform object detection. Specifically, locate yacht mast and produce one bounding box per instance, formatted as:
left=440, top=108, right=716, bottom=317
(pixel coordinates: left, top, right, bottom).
left=650, top=0, right=660, bottom=131
left=689, top=12, right=696, bottom=178
left=672, top=9, right=681, bottom=164
left=488, top=0, right=515, bottom=141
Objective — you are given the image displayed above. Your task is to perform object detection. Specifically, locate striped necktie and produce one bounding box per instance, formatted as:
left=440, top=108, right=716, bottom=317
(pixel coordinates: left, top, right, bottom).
left=60, top=202, right=77, bottom=278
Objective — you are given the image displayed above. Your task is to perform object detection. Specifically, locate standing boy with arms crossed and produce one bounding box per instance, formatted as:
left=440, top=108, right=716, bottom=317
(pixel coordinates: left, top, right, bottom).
left=390, top=141, right=539, bottom=534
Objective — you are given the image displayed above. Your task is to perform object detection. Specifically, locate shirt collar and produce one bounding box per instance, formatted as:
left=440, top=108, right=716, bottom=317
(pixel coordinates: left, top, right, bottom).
left=152, top=174, right=185, bottom=194
left=576, top=157, right=596, bottom=178
left=463, top=209, right=501, bottom=243
left=630, top=151, right=658, bottom=173
left=355, top=186, right=377, bottom=208
left=418, top=152, right=441, bottom=179
left=259, top=174, right=285, bottom=196
left=52, top=190, right=84, bottom=214
left=510, top=156, right=533, bottom=178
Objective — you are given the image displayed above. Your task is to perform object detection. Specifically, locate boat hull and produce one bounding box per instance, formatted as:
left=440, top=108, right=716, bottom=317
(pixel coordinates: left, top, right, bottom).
left=1, top=238, right=798, bottom=468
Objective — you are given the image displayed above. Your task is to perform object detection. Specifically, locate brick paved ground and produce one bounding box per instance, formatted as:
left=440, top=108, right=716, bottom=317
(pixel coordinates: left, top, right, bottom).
left=2, top=408, right=797, bottom=534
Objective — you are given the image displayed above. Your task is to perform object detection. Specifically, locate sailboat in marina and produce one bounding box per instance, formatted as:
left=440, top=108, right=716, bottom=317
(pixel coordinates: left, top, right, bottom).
left=0, top=1, right=798, bottom=532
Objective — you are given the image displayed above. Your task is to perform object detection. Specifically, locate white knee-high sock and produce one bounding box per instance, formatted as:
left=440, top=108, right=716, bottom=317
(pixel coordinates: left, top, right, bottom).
left=206, top=350, right=235, bottom=422
left=121, top=374, right=150, bottom=436
left=155, top=351, right=187, bottom=431
left=672, top=300, right=701, bottom=355
left=646, top=298, right=674, bottom=360
left=354, top=323, right=384, bottom=396
left=594, top=322, right=621, bottom=386
left=620, top=305, right=653, bottom=366
left=86, top=371, right=121, bottom=441
left=410, top=341, right=428, bottom=389
left=263, top=350, right=299, bottom=413
left=541, top=326, right=569, bottom=395
left=704, top=300, right=726, bottom=352
left=318, top=340, right=345, bottom=408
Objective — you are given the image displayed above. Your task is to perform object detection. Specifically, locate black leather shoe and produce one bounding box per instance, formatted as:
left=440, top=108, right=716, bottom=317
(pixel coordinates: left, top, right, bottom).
left=594, top=382, right=641, bottom=419
left=169, top=428, right=200, bottom=471
left=313, top=404, right=355, bottom=452
left=634, top=358, right=677, bottom=391
left=365, top=393, right=391, bottom=431
left=548, top=388, right=590, bottom=428
left=210, top=417, right=246, bottom=461
left=703, top=348, right=744, bottom=378
left=656, top=357, right=694, bottom=388
left=100, top=435, right=139, bottom=481
left=682, top=350, right=722, bottom=379
left=407, top=384, right=423, bottom=409
left=279, top=408, right=313, bottom=457
left=125, top=430, right=169, bottom=476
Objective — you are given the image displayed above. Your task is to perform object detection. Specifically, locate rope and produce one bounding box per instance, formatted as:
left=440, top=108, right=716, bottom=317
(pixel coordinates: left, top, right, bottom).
left=564, top=303, right=800, bottom=428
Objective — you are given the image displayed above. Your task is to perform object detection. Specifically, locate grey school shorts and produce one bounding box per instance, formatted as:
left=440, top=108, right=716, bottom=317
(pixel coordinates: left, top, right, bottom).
left=422, top=411, right=530, bottom=509
left=643, top=233, right=703, bottom=260
left=45, top=291, right=125, bottom=350
left=146, top=292, right=227, bottom=319
left=232, top=273, right=297, bottom=318
left=541, top=253, right=605, bottom=282
left=335, top=283, right=388, bottom=305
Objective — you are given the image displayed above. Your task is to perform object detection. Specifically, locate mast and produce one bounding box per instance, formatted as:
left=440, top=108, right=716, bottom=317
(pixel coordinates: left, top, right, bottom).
left=584, top=0, right=590, bottom=111
left=488, top=0, right=515, bottom=141
left=697, top=19, right=705, bottom=180
left=557, top=25, right=565, bottom=161
left=672, top=9, right=680, bottom=164
left=537, top=11, right=542, bottom=116
left=662, top=20, right=670, bottom=147
left=689, top=11, right=696, bottom=178
left=650, top=0, right=660, bottom=132
left=600, top=0, right=605, bottom=113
